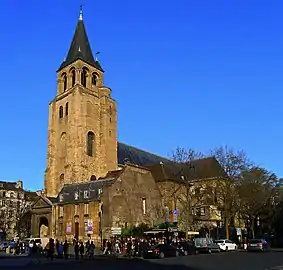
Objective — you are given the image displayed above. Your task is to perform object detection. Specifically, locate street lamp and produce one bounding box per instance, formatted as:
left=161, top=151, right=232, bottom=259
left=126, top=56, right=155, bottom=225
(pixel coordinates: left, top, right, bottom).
left=164, top=205, right=170, bottom=243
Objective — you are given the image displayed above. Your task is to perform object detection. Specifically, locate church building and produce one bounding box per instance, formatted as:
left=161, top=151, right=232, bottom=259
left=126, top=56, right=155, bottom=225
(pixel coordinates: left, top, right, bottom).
left=30, top=9, right=226, bottom=244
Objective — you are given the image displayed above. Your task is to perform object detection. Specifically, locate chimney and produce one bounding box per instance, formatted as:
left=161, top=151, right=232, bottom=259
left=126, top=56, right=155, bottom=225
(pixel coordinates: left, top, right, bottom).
left=16, top=180, right=23, bottom=189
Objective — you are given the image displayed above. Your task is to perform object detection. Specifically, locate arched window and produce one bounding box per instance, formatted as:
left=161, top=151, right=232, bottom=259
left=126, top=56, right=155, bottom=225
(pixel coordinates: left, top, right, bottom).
left=65, top=102, right=69, bottom=116
left=62, top=73, right=67, bottom=91
left=87, top=131, right=95, bottom=156
left=71, top=69, right=76, bottom=87
left=92, top=73, right=98, bottom=85
left=60, top=174, right=64, bottom=182
left=81, top=68, right=88, bottom=87
left=59, top=106, right=63, bottom=119
left=60, top=132, right=67, bottom=157
left=109, top=105, right=112, bottom=115
left=90, top=175, right=96, bottom=181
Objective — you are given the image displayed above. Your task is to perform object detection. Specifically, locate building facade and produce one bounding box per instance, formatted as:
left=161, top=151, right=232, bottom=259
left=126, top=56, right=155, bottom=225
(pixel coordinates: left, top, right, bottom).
left=0, top=180, right=37, bottom=240
left=30, top=8, right=228, bottom=245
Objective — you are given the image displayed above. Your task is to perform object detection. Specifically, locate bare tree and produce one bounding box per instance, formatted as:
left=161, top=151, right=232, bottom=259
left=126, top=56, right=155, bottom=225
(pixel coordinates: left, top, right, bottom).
left=237, top=167, right=279, bottom=238
left=209, top=146, right=252, bottom=238
left=170, top=147, right=204, bottom=235
left=15, top=201, right=33, bottom=238
left=0, top=207, right=13, bottom=239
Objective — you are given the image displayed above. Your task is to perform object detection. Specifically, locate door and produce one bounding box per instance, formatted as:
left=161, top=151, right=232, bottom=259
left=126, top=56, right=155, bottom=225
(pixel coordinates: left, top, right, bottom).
left=226, top=240, right=233, bottom=250
left=75, top=222, right=79, bottom=239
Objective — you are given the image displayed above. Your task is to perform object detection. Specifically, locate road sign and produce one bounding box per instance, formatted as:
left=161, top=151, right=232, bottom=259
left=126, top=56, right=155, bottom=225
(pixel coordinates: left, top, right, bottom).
left=173, top=213, right=178, bottom=222
left=111, top=227, right=122, bottom=235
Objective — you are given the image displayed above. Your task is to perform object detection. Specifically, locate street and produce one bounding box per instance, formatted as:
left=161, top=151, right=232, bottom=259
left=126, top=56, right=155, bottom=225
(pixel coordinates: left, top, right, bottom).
left=5, top=251, right=283, bottom=270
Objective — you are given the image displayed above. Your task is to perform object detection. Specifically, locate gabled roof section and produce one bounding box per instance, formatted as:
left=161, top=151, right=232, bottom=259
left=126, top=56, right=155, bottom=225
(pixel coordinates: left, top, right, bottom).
left=148, top=157, right=229, bottom=183
left=117, top=142, right=171, bottom=167
left=58, top=9, right=104, bottom=72
left=32, top=195, right=53, bottom=209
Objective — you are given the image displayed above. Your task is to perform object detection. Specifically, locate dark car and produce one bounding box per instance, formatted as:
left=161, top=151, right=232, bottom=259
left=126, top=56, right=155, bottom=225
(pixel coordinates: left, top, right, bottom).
left=247, top=239, right=270, bottom=252
left=143, top=243, right=180, bottom=259
left=194, top=238, right=220, bottom=254
left=177, top=241, right=198, bottom=255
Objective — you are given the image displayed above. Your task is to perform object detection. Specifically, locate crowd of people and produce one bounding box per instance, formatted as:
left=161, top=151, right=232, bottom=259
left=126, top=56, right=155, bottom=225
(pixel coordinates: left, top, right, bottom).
left=8, top=235, right=180, bottom=260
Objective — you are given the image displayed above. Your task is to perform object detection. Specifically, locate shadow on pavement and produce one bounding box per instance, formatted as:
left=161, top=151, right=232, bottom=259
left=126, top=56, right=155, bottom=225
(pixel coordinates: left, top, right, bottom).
left=23, top=257, right=201, bottom=270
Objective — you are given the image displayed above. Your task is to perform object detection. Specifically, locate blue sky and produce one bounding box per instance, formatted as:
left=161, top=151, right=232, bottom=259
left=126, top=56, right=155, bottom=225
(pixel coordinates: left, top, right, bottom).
left=0, top=0, right=282, bottom=191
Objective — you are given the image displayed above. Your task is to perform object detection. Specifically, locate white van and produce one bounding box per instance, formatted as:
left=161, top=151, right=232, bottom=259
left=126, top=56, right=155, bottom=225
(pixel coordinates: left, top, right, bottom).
left=23, top=238, right=49, bottom=249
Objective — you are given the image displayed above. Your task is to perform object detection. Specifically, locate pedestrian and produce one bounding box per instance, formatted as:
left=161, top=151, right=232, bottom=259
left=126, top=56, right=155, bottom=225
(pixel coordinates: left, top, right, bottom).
left=74, top=241, right=79, bottom=260
left=88, top=241, right=95, bottom=259
left=79, top=241, right=85, bottom=259
left=63, top=240, right=69, bottom=259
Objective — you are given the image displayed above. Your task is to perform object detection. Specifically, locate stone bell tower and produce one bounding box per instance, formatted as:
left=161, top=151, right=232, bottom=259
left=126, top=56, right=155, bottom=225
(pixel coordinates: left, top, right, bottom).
left=44, top=8, right=118, bottom=197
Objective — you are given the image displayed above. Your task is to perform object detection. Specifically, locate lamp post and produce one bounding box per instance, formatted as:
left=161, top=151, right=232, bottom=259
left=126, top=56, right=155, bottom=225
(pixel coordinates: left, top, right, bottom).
left=164, top=205, right=170, bottom=243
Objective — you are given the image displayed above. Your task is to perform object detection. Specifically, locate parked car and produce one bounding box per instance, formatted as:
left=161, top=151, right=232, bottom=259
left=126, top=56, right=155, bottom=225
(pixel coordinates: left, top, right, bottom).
left=215, top=239, right=237, bottom=251
left=0, top=242, right=8, bottom=252
left=194, top=238, right=220, bottom=254
left=143, top=243, right=180, bottom=259
left=247, top=239, right=270, bottom=252
left=177, top=240, right=198, bottom=255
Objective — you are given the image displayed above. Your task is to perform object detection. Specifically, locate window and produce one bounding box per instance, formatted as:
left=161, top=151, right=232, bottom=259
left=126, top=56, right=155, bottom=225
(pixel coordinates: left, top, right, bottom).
left=81, top=68, right=88, bottom=87
left=109, top=105, right=112, bottom=115
left=1, top=191, right=5, bottom=197
left=109, top=117, right=112, bottom=123
left=1, top=200, right=5, bottom=206
left=71, top=69, right=76, bottom=87
left=59, top=206, right=64, bottom=217
left=200, top=207, right=205, bottom=216
left=86, top=131, right=95, bottom=156
left=59, top=194, right=63, bottom=202
left=65, top=102, right=69, bottom=116
left=142, top=198, right=146, bottom=215
left=58, top=222, right=63, bottom=236
left=98, top=188, right=103, bottom=195
left=62, top=73, right=67, bottom=91
left=60, top=174, right=64, bottom=183
left=109, top=130, right=112, bottom=136
left=74, top=191, right=79, bottom=200
left=92, top=73, right=98, bottom=85
left=90, top=175, right=96, bottom=181
left=74, top=204, right=79, bottom=215
left=84, top=220, right=88, bottom=236
left=84, top=203, right=89, bottom=215
left=84, top=190, right=89, bottom=199
left=59, top=106, right=63, bottom=119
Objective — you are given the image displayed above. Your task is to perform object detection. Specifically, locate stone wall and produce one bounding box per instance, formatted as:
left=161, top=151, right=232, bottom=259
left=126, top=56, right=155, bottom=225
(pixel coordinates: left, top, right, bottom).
left=102, top=165, right=163, bottom=237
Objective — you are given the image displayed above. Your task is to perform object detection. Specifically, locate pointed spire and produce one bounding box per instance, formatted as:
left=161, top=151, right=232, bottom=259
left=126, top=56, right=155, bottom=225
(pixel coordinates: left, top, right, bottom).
left=57, top=7, right=104, bottom=72
left=79, top=5, right=83, bottom=21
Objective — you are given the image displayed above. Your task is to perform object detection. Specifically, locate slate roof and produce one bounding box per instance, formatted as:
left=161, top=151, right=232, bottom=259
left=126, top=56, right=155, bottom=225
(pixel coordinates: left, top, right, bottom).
left=57, top=178, right=115, bottom=204
left=116, top=143, right=228, bottom=182
left=117, top=142, right=171, bottom=167
left=148, top=157, right=228, bottom=183
left=58, top=13, right=103, bottom=72
left=0, top=181, right=22, bottom=191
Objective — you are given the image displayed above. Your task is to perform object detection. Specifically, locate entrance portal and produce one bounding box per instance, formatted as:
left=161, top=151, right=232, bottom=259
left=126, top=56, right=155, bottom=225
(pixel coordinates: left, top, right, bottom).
left=75, top=222, right=79, bottom=239
left=39, top=217, right=49, bottom=237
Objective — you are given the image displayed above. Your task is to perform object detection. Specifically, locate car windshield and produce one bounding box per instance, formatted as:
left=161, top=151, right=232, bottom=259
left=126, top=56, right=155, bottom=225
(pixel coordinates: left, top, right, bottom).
left=249, top=239, right=261, bottom=244
left=214, top=240, right=224, bottom=243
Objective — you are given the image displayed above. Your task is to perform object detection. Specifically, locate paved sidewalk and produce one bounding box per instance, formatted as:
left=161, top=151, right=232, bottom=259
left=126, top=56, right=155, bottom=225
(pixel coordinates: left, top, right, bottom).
left=0, top=249, right=104, bottom=267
